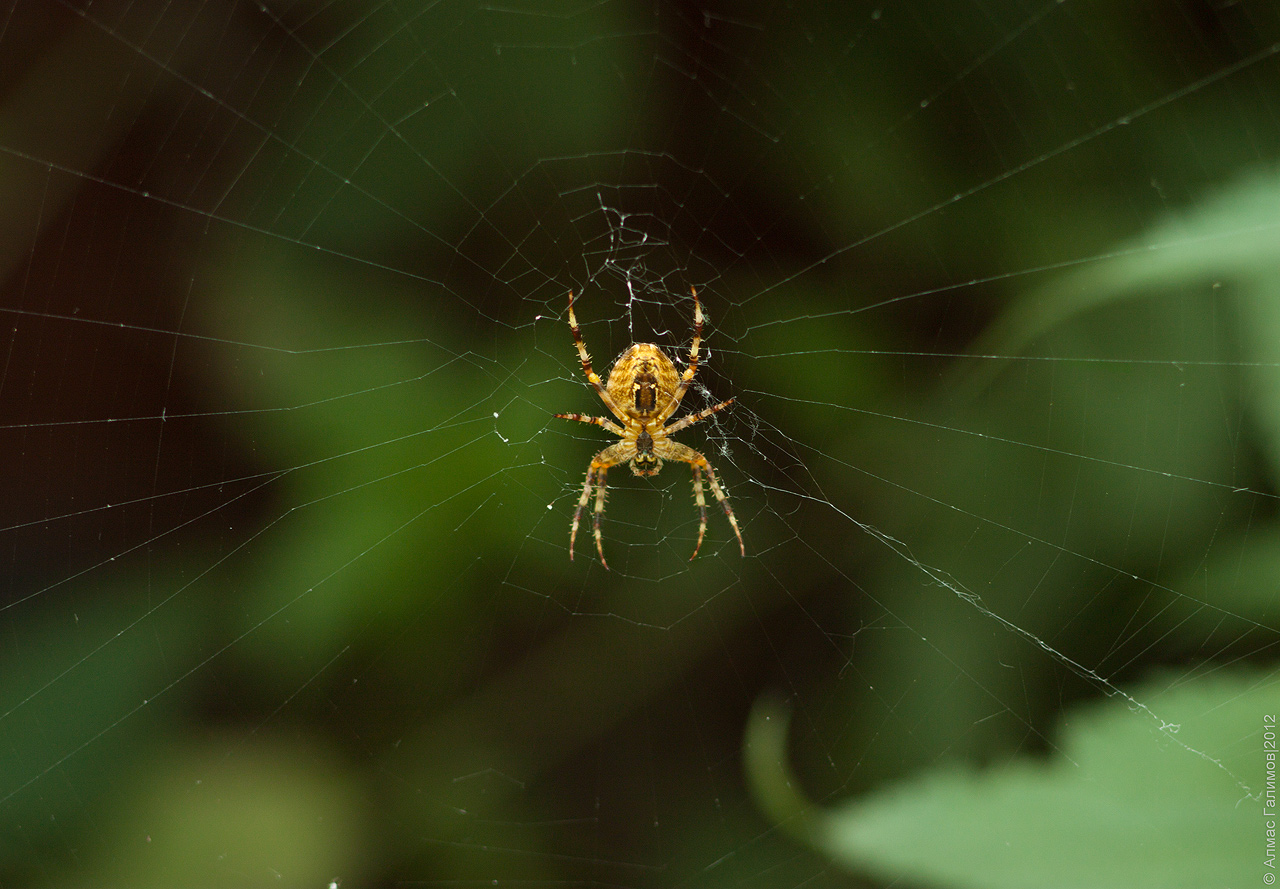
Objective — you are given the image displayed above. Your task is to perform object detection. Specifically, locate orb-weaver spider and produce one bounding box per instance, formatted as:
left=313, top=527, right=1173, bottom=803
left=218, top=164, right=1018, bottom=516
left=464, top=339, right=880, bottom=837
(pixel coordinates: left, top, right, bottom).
left=554, top=287, right=744, bottom=568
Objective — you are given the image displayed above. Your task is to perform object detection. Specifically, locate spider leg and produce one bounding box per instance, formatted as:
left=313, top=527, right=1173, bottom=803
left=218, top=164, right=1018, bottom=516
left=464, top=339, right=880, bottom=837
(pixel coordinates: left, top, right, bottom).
left=656, top=286, right=705, bottom=424
left=554, top=412, right=626, bottom=436
left=690, top=465, right=708, bottom=560
left=567, top=442, right=631, bottom=569
left=566, top=291, right=628, bottom=423
left=592, top=466, right=609, bottom=568
left=569, top=466, right=595, bottom=563
left=662, top=397, right=735, bottom=437
left=701, top=458, right=744, bottom=556
left=654, top=440, right=745, bottom=558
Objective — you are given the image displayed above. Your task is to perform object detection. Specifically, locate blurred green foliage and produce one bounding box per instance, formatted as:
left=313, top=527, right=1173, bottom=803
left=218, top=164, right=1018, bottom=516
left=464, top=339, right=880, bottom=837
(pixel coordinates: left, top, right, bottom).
left=1, top=1, right=1278, bottom=887
left=749, top=671, right=1266, bottom=888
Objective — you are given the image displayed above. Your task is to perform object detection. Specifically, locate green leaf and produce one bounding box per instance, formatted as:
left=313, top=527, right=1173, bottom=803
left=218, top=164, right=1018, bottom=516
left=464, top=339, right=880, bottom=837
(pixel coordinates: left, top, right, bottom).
left=749, top=672, right=1271, bottom=888
left=972, top=167, right=1280, bottom=363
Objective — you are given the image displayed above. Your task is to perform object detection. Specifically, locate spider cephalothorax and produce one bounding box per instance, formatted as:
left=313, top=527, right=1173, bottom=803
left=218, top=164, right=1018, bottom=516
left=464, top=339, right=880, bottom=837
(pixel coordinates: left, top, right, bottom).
left=554, top=287, right=744, bottom=568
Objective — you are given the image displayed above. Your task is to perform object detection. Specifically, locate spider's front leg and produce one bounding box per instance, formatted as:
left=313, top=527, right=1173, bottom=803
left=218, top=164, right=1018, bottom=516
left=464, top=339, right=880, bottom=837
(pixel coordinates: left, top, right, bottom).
left=591, top=466, right=609, bottom=567
left=567, top=442, right=630, bottom=569
left=654, top=439, right=745, bottom=559
left=569, top=465, right=601, bottom=566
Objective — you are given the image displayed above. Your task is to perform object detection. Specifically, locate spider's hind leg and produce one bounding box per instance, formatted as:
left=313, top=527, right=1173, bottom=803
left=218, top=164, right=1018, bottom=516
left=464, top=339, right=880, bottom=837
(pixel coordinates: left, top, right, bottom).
left=565, top=291, right=626, bottom=423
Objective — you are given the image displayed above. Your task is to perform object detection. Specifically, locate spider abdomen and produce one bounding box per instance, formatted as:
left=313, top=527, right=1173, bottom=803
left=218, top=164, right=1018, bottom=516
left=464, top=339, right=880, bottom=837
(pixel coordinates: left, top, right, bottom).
left=633, top=366, right=659, bottom=414
left=606, top=344, right=679, bottom=420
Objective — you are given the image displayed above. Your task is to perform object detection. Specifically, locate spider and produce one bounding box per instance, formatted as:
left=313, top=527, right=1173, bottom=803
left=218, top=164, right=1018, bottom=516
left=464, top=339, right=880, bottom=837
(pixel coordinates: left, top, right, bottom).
left=554, top=287, right=744, bottom=568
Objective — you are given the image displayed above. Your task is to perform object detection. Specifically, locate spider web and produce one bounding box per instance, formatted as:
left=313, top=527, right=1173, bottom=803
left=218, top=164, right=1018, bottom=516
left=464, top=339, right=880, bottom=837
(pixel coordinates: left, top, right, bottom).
left=1, top=1, right=1279, bottom=886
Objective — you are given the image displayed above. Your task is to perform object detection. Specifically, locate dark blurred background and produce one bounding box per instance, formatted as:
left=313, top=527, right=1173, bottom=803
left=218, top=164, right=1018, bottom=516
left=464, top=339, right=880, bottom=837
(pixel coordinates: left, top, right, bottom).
left=2, top=1, right=1279, bottom=886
